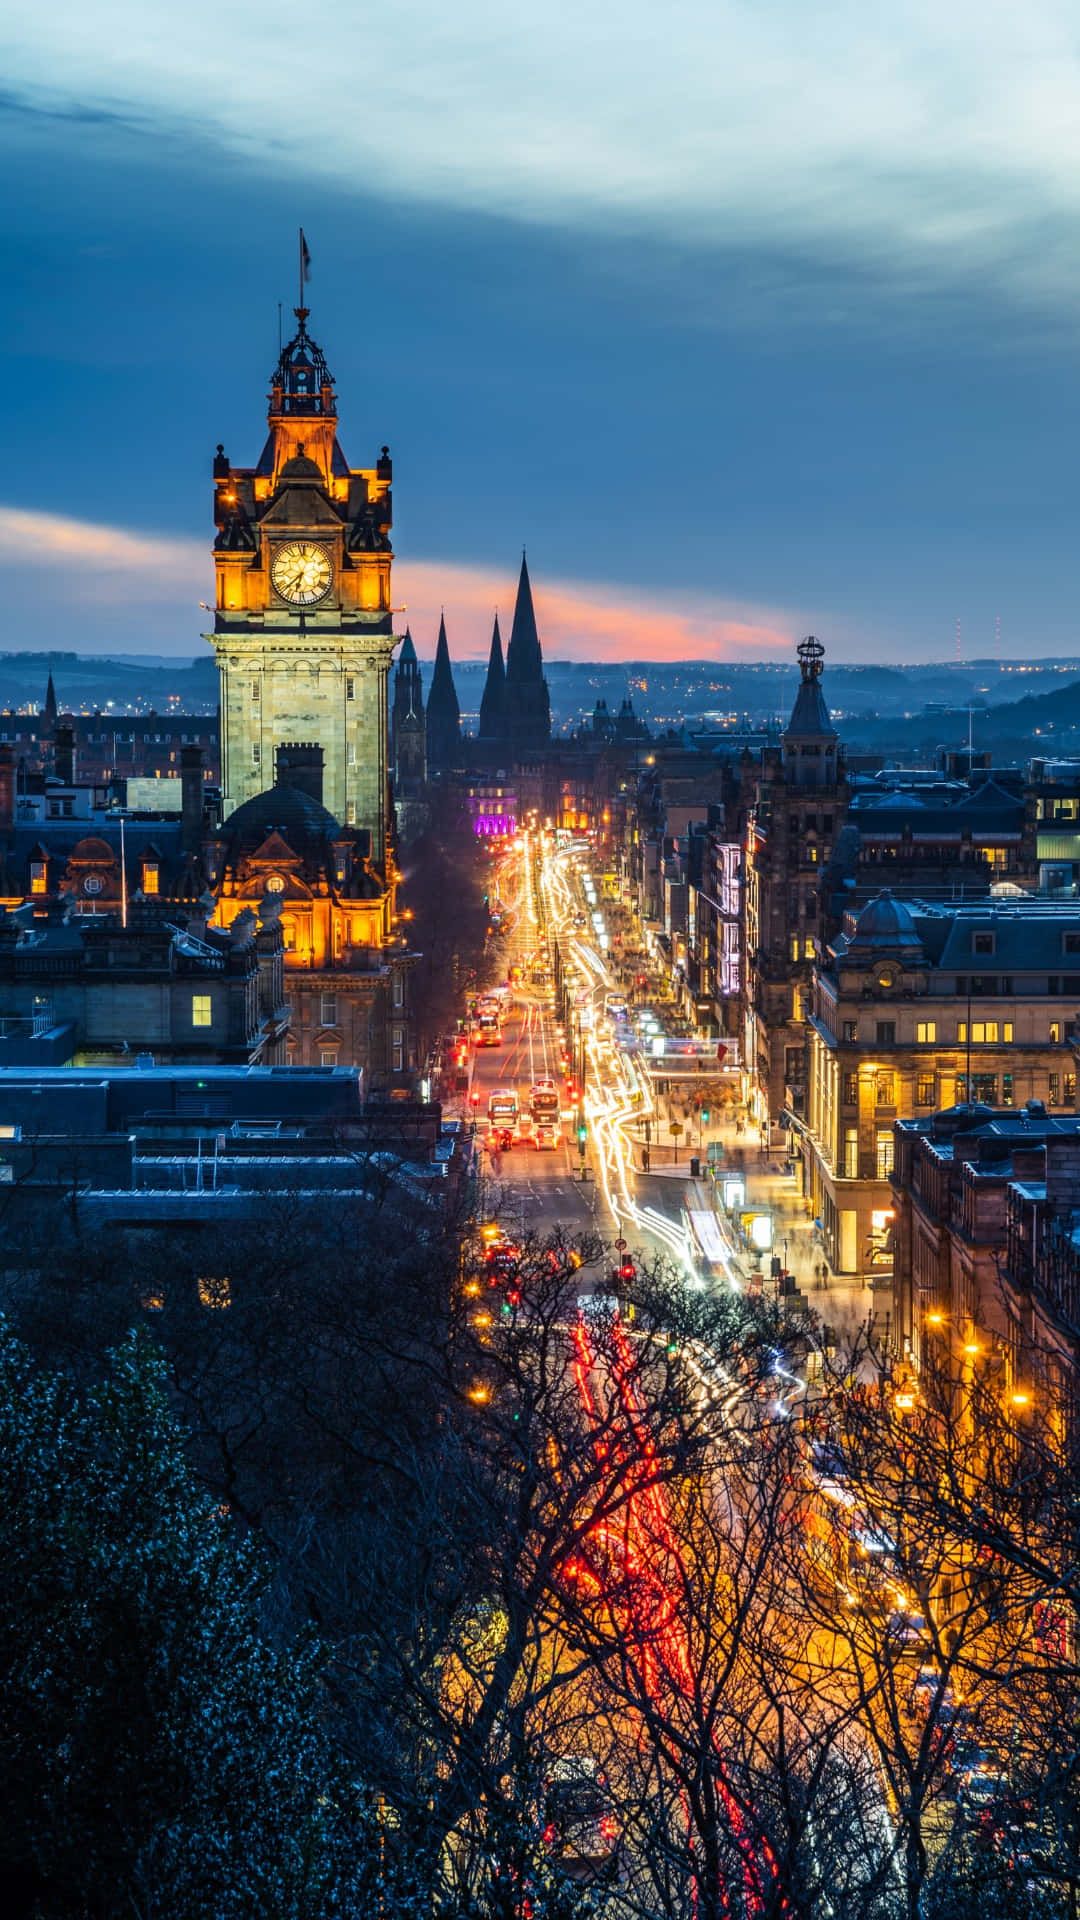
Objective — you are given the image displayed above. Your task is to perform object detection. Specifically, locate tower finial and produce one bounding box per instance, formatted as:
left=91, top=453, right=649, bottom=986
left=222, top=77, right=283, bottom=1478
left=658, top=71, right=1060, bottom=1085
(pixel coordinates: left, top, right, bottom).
left=797, top=635, right=825, bottom=682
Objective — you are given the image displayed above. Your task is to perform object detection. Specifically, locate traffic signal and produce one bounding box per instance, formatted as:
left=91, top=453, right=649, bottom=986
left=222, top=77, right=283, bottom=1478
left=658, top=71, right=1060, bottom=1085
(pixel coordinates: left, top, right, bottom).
left=619, top=1260, right=635, bottom=1282
left=701, top=1106, right=710, bottom=1124
left=666, top=1336, right=678, bottom=1359
left=577, top=1122, right=587, bottom=1146
left=471, top=1092, right=480, bottom=1107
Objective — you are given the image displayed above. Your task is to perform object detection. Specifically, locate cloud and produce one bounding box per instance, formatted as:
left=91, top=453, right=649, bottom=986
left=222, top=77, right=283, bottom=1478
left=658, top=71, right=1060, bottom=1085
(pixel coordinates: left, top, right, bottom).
left=0, top=506, right=207, bottom=602
left=7, top=3, right=1080, bottom=302
left=396, top=559, right=795, bottom=665
left=0, top=506, right=798, bottom=662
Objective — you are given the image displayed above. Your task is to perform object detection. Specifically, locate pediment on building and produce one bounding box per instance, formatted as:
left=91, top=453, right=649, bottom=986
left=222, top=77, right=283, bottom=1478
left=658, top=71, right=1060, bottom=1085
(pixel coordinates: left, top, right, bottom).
left=67, top=836, right=115, bottom=867
left=238, top=873, right=314, bottom=903
left=259, top=487, right=343, bottom=530
left=246, top=831, right=305, bottom=868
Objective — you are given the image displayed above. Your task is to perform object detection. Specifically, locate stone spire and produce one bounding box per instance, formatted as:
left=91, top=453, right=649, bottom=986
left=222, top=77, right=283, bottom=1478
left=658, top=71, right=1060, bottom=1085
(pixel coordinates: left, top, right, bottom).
left=391, top=626, right=426, bottom=793
left=503, top=553, right=550, bottom=750
left=43, top=671, right=58, bottom=727
left=478, top=612, right=506, bottom=743
left=425, top=614, right=461, bottom=775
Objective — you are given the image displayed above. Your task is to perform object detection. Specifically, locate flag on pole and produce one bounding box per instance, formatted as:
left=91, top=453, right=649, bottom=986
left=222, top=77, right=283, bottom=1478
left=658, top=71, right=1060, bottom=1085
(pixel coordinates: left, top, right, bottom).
left=300, top=229, right=311, bottom=284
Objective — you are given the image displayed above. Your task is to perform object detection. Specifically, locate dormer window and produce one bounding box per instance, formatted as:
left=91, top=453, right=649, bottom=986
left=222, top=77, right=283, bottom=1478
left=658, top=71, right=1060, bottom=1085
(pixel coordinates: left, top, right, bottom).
left=29, top=861, right=46, bottom=896
left=972, top=931, right=995, bottom=955
left=1064, top=932, right=1080, bottom=955
left=142, top=863, right=159, bottom=896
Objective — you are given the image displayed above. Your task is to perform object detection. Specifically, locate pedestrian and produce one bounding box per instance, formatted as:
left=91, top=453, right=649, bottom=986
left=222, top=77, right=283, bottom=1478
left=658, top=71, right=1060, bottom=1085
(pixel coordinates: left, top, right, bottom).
left=642, top=1145, right=650, bottom=1172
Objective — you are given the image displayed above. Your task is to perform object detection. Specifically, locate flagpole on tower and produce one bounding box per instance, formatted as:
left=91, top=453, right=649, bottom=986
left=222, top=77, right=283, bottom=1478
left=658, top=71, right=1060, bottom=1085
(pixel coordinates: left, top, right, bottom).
left=298, top=228, right=311, bottom=314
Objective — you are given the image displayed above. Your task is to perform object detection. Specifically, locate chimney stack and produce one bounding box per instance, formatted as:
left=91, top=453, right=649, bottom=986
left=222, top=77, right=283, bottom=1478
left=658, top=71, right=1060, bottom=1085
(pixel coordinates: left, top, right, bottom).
left=54, top=725, right=74, bottom=787
left=0, top=747, right=15, bottom=831
left=180, top=744, right=205, bottom=858
left=275, top=741, right=325, bottom=808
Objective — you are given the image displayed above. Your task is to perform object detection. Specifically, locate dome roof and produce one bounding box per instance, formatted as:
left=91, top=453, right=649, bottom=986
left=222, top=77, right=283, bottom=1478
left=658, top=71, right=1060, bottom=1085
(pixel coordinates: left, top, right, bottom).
left=851, top=892, right=922, bottom=949
left=224, top=785, right=340, bottom=851
left=278, top=451, right=324, bottom=482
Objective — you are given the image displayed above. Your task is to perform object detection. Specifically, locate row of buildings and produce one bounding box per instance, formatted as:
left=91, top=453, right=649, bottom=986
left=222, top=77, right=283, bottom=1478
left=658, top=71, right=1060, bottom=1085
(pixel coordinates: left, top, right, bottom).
left=596, top=637, right=1080, bottom=1404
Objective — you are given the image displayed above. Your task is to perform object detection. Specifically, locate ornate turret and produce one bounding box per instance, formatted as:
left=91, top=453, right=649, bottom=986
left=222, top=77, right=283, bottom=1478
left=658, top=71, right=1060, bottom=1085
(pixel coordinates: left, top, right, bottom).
left=783, top=635, right=839, bottom=789
left=425, top=615, right=461, bottom=776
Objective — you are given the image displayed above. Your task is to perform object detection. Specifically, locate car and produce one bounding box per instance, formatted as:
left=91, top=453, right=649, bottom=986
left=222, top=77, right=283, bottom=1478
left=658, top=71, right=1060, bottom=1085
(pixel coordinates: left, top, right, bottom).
left=543, top=1756, right=619, bottom=1884
left=534, top=1123, right=560, bottom=1150
left=885, top=1608, right=931, bottom=1653
left=808, top=1438, right=851, bottom=1486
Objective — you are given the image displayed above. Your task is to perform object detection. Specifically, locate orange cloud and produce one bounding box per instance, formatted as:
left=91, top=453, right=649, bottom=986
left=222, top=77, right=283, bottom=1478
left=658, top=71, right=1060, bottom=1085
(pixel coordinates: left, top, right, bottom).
left=0, top=507, right=802, bottom=662
left=395, top=558, right=798, bottom=664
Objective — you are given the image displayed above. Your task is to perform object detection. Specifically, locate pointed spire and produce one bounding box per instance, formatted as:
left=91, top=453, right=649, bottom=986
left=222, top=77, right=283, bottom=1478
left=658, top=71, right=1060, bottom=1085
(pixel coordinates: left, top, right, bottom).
left=503, top=554, right=550, bottom=749
left=43, top=672, right=57, bottom=726
left=478, top=612, right=506, bottom=742
left=399, top=625, right=418, bottom=667
left=426, top=614, right=461, bottom=774
left=505, top=553, right=543, bottom=684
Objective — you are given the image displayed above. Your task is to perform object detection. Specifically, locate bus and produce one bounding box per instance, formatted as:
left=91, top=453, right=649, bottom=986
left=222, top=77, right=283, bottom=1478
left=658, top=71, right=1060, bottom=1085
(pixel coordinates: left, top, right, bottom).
left=530, top=1079, right=561, bottom=1149
left=475, top=1008, right=502, bottom=1047
left=487, top=1088, right=519, bottom=1146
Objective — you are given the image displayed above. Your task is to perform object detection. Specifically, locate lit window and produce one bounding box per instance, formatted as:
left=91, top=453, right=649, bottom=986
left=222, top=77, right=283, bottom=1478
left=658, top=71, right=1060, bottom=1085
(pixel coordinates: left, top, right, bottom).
left=916, top=1022, right=936, bottom=1045
left=1067, top=1074, right=1077, bottom=1105
left=1001, top=1073, right=1014, bottom=1106
left=876, top=1130, right=895, bottom=1178
left=971, top=1022, right=998, bottom=1044
left=1003, top=1022, right=1013, bottom=1043
left=803, top=937, right=815, bottom=959
left=916, top=1073, right=935, bottom=1108
left=141, top=1290, right=165, bottom=1313
left=957, top=1022, right=966, bottom=1044
left=1050, top=1021, right=1062, bottom=1044
left=192, top=994, right=212, bottom=1027
left=142, top=863, right=159, bottom=896
left=790, top=938, right=800, bottom=962
left=29, top=861, right=46, bottom=895
left=197, top=1276, right=231, bottom=1310
left=843, top=1127, right=859, bottom=1178
left=1050, top=1073, right=1061, bottom=1105
left=842, top=1071, right=858, bottom=1104
left=875, top=1072, right=895, bottom=1106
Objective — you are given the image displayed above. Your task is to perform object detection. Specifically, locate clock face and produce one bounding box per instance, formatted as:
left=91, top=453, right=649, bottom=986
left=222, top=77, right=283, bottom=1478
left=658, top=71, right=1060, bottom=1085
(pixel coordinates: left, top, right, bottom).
left=271, top=541, right=333, bottom=606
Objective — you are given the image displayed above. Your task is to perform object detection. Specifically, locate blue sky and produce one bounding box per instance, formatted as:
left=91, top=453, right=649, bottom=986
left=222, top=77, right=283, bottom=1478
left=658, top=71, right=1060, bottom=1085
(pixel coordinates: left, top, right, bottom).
left=3, top=0, right=1080, bottom=664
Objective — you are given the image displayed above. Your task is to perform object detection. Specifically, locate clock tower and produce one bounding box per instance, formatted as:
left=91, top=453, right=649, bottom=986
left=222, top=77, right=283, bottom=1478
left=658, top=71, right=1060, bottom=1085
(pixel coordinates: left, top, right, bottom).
left=206, top=305, right=398, bottom=858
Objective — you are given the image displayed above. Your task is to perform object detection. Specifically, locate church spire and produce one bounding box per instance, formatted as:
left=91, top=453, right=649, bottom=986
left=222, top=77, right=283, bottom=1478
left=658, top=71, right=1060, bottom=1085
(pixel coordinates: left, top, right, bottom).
left=503, top=553, right=550, bottom=750
left=478, top=612, right=506, bottom=742
left=42, top=671, right=58, bottom=727
left=426, top=614, right=461, bottom=775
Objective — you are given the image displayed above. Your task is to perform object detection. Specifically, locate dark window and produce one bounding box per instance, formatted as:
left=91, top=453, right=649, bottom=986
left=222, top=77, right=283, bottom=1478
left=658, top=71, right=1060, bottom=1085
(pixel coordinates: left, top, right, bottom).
left=1049, top=976, right=1060, bottom=993
left=955, top=976, right=967, bottom=994
left=973, top=931, right=995, bottom=955
left=843, top=1020, right=858, bottom=1043
left=876, top=1022, right=896, bottom=1045
left=1066, top=977, right=1080, bottom=994
left=1064, top=933, right=1080, bottom=955
left=842, top=1071, right=858, bottom=1104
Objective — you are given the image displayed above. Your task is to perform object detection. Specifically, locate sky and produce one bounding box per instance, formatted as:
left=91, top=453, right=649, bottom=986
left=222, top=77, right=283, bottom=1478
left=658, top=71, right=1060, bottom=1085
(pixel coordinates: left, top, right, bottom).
left=3, top=1, right=1080, bottom=667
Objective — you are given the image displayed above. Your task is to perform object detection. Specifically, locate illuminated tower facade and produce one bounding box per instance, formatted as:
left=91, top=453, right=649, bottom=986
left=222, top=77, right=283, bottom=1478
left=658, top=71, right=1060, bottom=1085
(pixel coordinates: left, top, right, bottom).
left=206, top=306, right=398, bottom=859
